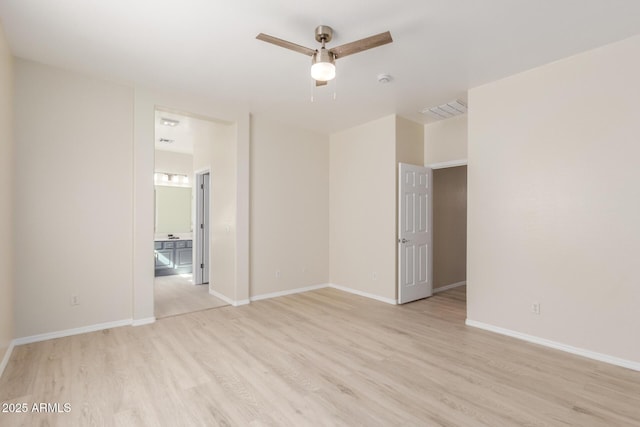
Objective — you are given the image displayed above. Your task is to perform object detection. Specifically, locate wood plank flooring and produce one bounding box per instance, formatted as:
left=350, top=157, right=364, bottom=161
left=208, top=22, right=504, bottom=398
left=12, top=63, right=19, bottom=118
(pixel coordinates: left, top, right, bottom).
left=154, top=274, right=228, bottom=319
left=1, top=286, right=639, bottom=426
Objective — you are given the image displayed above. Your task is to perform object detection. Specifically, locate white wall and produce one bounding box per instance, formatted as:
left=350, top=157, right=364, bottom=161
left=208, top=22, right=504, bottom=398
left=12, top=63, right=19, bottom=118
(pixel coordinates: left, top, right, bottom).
left=468, top=35, right=640, bottom=364
left=424, top=115, right=468, bottom=165
left=193, top=119, right=238, bottom=301
left=330, top=115, right=397, bottom=301
left=14, top=59, right=134, bottom=337
left=132, top=89, right=155, bottom=321
left=0, top=22, right=14, bottom=372
left=250, top=115, right=329, bottom=297
left=154, top=150, right=193, bottom=176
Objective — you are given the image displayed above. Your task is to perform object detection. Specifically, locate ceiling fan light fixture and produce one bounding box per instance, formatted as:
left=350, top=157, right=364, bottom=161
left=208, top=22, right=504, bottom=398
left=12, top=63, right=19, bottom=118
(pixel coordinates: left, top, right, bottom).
left=311, top=49, right=336, bottom=81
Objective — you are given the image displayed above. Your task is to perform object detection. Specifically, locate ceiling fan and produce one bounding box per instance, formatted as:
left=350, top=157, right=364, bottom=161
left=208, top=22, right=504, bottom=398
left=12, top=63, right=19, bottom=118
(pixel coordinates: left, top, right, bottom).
left=256, top=25, right=393, bottom=86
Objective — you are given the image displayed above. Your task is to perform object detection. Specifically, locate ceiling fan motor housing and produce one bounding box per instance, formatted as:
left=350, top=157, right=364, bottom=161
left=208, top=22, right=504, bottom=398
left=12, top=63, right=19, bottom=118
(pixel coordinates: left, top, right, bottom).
left=313, top=48, right=335, bottom=65
left=315, top=25, right=333, bottom=43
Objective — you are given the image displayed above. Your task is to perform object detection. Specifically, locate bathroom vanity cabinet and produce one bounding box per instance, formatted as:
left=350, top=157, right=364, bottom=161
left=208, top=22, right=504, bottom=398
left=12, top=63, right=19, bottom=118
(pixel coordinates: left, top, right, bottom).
left=154, top=239, right=193, bottom=276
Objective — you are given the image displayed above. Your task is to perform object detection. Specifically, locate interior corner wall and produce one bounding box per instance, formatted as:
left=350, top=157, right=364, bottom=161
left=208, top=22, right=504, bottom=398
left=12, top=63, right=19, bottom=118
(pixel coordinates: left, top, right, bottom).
left=424, top=115, right=468, bottom=165
left=250, top=115, right=329, bottom=297
left=330, top=115, right=396, bottom=301
left=192, top=118, right=237, bottom=301
left=211, top=122, right=237, bottom=301
left=14, top=59, right=135, bottom=337
left=396, top=116, right=424, bottom=165
left=468, top=34, right=640, bottom=363
left=0, top=22, right=14, bottom=367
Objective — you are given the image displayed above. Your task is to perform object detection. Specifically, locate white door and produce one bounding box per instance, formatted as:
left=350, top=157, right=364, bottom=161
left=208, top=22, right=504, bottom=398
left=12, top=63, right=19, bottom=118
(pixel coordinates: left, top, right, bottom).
left=398, top=163, right=432, bottom=304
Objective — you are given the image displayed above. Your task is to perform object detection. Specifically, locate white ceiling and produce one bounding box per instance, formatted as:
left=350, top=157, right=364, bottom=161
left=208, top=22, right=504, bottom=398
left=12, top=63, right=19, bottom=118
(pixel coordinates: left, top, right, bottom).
left=2, top=0, right=640, bottom=134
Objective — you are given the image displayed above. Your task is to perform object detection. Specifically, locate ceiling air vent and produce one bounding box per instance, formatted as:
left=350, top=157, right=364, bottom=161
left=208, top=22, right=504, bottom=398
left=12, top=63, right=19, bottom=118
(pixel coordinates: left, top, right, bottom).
left=421, top=100, right=467, bottom=120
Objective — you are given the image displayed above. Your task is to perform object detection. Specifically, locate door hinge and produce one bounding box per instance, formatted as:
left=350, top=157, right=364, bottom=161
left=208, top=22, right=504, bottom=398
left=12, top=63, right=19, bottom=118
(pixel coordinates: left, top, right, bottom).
left=200, top=263, right=204, bottom=269
left=200, top=184, right=204, bottom=189
left=200, top=223, right=204, bottom=229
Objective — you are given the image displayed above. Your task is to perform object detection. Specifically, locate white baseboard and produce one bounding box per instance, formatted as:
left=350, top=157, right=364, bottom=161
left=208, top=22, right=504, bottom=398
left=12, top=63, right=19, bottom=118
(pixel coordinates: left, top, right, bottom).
left=14, top=319, right=134, bottom=346
left=208, top=288, right=249, bottom=307
left=433, top=281, right=466, bottom=293
left=328, top=283, right=397, bottom=305
left=208, top=288, right=234, bottom=305
left=132, top=317, right=156, bottom=326
left=250, top=284, right=329, bottom=302
left=248, top=283, right=398, bottom=306
left=0, top=340, right=15, bottom=379
left=465, top=319, right=640, bottom=372
left=233, top=299, right=250, bottom=307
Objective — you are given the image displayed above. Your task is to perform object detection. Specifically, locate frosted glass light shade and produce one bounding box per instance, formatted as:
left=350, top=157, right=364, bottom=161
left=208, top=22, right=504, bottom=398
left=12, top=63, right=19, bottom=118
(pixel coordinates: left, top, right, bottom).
left=311, top=61, right=336, bottom=81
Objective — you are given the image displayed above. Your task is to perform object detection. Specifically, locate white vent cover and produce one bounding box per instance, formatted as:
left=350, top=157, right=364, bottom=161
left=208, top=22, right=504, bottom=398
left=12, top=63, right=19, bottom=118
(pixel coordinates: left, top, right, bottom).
left=421, top=100, right=467, bottom=120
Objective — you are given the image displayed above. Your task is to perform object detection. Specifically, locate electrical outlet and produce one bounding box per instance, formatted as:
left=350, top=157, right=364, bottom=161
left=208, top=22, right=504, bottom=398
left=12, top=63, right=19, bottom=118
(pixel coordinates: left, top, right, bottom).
left=372, top=272, right=378, bottom=281
left=531, top=302, right=540, bottom=315
left=70, top=295, right=80, bottom=306
left=275, top=270, right=281, bottom=279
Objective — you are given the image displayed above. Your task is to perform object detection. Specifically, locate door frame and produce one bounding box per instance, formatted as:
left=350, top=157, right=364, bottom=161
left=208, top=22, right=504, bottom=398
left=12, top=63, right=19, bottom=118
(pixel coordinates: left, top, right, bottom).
left=194, top=169, right=210, bottom=285
left=132, top=90, right=250, bottom=325
left=426, top=158, right=468, bottom=294
left=427, top=159, right=467, bottom=170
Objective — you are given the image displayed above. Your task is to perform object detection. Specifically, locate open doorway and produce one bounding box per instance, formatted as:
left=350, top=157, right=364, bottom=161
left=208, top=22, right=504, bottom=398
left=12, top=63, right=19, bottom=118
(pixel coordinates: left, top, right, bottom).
left=432, top=164, right=467, bottom=299
left=153, top=109, right=227, bottom=318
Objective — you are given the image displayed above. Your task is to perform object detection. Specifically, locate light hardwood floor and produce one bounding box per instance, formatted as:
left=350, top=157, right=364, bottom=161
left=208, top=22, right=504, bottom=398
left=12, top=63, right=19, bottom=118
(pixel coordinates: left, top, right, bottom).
left=1, top=286, right=639, bottom=426
left=154, top=274, right=228, bottom=319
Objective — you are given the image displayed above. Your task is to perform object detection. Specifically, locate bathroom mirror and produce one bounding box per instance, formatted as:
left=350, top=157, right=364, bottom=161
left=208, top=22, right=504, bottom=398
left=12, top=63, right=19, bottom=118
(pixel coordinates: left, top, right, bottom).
left=155, top=185, right=192, bottom=233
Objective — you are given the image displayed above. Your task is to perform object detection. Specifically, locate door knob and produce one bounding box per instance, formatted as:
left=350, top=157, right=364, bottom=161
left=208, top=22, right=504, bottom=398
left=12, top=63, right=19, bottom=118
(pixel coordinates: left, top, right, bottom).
left=399, top=238, right=410, bottom=244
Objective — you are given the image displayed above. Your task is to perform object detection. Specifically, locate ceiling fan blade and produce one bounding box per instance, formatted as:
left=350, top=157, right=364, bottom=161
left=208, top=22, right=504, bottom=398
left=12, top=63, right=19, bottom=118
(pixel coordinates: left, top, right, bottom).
left=256, top=33, right=316, bottom=56
left=329, top=31, right=393, bottom=59
left=315, top=80, right=328, bottom=87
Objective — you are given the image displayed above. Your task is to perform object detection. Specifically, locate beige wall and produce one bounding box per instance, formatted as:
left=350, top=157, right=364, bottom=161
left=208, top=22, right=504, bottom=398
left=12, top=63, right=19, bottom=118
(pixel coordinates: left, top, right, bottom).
left=330, top=115, right=397, bottom=301
left=424, top=115, right=468, bottom=165
left=210, top=122, right=238, bottom=300
left=14, top=59, right=134, bottom=337
left=132, top=89, right=155, bottom=321
left=250, top=116, right=329, bottom=296
left=7, top=59, right=249, bottom=334
left=0, top=22, right=14, bottom=368
left=433, top=166, right=467, bottom=289
left=468, top=35, right=640, bottom=363
left=396, top=116, right=424, bottom=165
left=192, top=118, right=237, bottom=301
left=154, top=150, right=193, bottom=176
